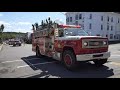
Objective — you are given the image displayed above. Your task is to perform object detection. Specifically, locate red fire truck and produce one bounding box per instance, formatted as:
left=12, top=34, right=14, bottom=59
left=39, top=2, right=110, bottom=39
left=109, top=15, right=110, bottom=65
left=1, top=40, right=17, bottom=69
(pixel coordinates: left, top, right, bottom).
left=32, top=22, right=110, bottom=70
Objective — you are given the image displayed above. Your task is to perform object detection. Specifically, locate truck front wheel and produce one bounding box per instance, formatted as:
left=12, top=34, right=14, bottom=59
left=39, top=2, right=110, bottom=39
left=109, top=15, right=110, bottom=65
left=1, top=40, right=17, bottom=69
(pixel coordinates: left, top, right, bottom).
left=93, top=59, right=108, bottom=66
left=63, top=50, right=78, bottom=70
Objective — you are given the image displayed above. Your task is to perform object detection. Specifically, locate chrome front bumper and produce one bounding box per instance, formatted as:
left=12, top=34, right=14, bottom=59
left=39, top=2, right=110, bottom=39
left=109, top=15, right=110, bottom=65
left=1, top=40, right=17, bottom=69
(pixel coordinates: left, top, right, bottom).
left=76, top=52, right=110, bottom=61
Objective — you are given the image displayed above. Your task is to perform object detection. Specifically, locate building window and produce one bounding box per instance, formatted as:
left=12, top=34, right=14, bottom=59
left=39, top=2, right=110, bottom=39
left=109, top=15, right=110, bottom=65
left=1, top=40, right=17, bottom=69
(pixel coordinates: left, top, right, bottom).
left=107, top=25, right=109, bottom=30
left=107, top=16, right=109, bottom=22
left=117, top=35, right=119, bottom=39
left=75, top=21, right=78, bottom=25
left=111, top=17, right=113, bottom=22
left=89, top=23, right=92, bottom=29
left=118, top=19, right=119, bottom=23
left=110, top=34, right=113, bottom=39
left=75, top=14, right=78, bottom=20
left=90, top=14, right=92, bottom=19
left=70, top=17, right=72, bottom=22
left=106, top=35, right=108, bottom=37
left=114, top=35, right=116, bottom=39
left=101, top=25, right=103, bottom=30
left=96, top=34, right=100, bottom=36
left=101, top=16, right=103, bottom=21
left=111, top=26, right=113, bottom=31
left=67, top=17, right=69, bottom=22
left=82, top=24, right=84, bottom=29
left=79, top=14, right=82, bottom=19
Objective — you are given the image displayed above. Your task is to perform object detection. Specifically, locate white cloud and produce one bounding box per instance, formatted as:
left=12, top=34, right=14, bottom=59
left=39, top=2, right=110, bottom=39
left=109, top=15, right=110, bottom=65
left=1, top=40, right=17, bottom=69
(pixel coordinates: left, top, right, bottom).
left=15, top=28, right=32, bottom=33
left=0, top=21, right=32, bottom=33
left=47, top=16, right=51, bottom=18
left=17, top=22, right=31, bottom=25
left=0, top=21, right=10, bottom=25
left=54, top=18, right=64, bottom=24
left=0, top=13, right=3, bottom=16
left=7, top=25, right=12, bottom=28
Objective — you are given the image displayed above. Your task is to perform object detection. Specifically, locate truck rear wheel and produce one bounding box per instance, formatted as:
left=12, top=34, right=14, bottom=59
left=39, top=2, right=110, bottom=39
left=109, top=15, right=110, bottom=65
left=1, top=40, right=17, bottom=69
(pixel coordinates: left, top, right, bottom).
left=36, top=47, right=42, bottom=58
left=93, top=59, right=108, bottom=66
left=63, top=50, right=78, bottom=70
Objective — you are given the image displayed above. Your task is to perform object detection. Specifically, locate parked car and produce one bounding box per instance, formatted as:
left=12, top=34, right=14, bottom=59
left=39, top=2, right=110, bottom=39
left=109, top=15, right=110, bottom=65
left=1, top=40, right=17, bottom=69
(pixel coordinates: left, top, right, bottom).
left=13, top=40, right=22, bottom=46
left=8, top=41, right=14, bottom=45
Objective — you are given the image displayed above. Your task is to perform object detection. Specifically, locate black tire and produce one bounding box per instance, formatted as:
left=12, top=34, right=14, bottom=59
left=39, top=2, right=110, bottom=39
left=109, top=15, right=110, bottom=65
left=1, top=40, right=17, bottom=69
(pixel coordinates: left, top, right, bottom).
left=36, top=47, right=42, bottom=58
left=93, top=59, right=108, bottom=66
left=63, top=50, right=78, bottom=70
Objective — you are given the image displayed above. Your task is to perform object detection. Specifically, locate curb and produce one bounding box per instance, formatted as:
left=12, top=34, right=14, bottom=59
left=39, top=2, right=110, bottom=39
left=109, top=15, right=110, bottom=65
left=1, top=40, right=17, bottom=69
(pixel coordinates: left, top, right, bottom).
left=0, top=44, right=3, bottom=51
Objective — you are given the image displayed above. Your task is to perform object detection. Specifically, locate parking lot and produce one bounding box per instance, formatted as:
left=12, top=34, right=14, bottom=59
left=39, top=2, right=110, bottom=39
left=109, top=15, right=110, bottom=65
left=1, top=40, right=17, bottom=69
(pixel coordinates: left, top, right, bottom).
left=0, top=43, right=120, bottom=78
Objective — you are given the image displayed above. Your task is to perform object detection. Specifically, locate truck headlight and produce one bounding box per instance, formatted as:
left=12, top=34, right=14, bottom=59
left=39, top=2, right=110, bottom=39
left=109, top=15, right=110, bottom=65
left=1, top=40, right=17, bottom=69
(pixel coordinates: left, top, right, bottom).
left=84, top=42, right=88, bottom=46
left=103, top=41, right=107, bottom=45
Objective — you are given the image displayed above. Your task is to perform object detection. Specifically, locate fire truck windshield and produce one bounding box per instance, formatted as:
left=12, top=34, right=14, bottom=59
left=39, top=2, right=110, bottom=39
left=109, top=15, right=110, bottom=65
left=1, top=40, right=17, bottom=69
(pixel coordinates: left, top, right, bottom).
left=64, top=28, right=89, bottom=36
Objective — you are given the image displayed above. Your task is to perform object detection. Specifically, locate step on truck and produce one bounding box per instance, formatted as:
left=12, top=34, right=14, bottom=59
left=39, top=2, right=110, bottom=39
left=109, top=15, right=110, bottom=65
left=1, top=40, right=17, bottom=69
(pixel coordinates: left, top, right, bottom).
left=32, top=19, right=110, bottom=70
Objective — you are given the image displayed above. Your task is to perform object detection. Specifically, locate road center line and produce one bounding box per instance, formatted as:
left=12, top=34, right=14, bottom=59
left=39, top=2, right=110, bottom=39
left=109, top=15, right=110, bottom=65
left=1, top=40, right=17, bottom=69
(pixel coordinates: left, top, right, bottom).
left=17, top=61, right=57, bottom=69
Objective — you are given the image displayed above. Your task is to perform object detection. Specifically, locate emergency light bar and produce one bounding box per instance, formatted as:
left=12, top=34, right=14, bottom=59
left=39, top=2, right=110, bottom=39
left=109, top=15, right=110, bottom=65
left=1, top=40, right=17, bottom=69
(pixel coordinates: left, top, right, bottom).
left=58, top=25, right=81, bottom=28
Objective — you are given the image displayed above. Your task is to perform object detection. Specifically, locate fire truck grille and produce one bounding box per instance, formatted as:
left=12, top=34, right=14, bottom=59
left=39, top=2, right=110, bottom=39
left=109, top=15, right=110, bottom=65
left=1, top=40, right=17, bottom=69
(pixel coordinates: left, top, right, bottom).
left=82, top=39, right=108, bottom=48
left=89, top=41, right=103, bottom=46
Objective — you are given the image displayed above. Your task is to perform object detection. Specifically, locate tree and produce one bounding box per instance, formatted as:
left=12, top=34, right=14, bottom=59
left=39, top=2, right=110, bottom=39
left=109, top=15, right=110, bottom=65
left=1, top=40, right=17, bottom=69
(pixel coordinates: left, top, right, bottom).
left=0, top=24, right=4, bottom=32
left=0, top=24, right=5, bottom=43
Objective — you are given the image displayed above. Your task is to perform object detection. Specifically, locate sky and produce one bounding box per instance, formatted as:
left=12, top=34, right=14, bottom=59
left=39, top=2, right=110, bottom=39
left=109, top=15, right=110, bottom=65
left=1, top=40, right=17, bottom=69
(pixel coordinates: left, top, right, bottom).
left=0, top=12, right=66, bottom=33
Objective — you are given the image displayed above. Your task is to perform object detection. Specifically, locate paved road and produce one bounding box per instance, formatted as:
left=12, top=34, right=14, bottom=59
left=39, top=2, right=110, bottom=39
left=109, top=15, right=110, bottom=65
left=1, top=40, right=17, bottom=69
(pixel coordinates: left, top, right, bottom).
left=0, top=44, right=120, bottom=78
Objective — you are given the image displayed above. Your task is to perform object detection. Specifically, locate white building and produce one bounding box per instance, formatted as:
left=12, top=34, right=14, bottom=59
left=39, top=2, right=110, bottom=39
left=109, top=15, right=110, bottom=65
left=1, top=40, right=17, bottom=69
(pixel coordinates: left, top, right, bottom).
left=66, top=12, right=120, bottom=41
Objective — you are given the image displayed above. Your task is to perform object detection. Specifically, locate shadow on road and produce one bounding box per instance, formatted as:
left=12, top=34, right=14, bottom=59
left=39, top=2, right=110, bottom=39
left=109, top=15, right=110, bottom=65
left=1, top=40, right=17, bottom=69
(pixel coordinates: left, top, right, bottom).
left=21, top=55, right=114, bottom=78
left=109, top=41, right=120, bottom=45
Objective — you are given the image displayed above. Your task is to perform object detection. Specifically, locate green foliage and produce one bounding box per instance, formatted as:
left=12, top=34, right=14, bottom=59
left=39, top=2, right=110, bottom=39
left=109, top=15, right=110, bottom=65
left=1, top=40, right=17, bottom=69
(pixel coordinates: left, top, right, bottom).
left=0, top=24, right=5, bottom=43
left=0, top=32, right=26, bottom=40
left=0, top=24, right=4, bottom=33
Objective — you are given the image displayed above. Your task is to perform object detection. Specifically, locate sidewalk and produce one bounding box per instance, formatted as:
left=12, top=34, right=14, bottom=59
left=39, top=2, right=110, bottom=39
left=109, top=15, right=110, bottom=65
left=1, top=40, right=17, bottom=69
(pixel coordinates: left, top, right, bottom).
left=0, top=44, right=3, bottom=51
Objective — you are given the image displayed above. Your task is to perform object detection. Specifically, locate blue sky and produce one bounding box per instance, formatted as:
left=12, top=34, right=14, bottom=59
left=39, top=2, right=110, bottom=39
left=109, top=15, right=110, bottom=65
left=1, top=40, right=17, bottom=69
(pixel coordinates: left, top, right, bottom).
left=0, top=12, right=66, bottom=33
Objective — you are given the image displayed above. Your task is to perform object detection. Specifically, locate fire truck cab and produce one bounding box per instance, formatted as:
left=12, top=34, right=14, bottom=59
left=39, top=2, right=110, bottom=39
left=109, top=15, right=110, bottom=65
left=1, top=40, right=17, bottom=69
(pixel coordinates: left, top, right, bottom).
left=32, top=23, right=110, bottom=70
